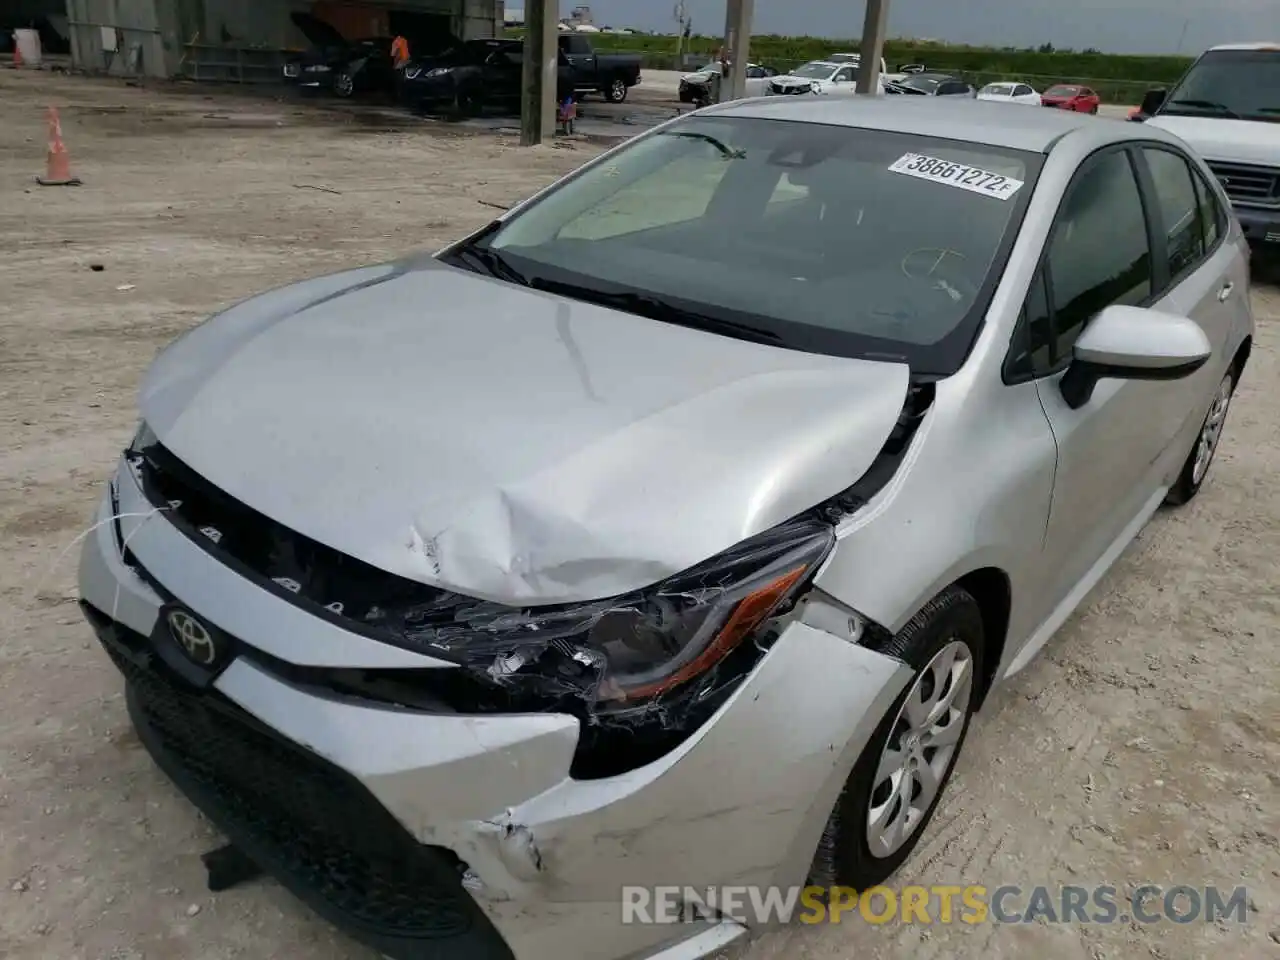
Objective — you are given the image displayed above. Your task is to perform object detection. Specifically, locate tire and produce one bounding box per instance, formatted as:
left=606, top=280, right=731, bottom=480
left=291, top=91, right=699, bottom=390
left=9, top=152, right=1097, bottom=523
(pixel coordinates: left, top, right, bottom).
left=454, top=87, right=483, bottom=117
left=1164, top=370, right=1235, bottom=506
left=1090, top=104, right=1099, bottom=114
left=812, top=586, right=984, bottom=891
left=603, top=76, right=628, bottom=102
left=333, top=71, right=355, bottom=98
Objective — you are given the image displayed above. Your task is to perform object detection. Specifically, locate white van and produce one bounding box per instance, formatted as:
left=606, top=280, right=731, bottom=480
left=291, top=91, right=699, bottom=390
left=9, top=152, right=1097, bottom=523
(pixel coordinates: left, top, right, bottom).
left=1137, top=43, right=1280, bottom=248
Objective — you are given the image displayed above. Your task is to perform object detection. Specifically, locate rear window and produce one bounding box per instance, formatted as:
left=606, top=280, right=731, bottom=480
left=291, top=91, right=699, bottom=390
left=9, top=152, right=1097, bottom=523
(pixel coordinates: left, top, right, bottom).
left=1045, top=85, right=1080, bottom=97
left=482, top=116, right=1042, bottom=374
left=982, top=83, right=1016, bottom=96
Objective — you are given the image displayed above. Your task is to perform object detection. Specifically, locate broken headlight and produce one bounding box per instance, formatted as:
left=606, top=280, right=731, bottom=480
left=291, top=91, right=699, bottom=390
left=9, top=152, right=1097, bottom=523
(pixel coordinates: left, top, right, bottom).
left=438, top=519, right=835, bottom=707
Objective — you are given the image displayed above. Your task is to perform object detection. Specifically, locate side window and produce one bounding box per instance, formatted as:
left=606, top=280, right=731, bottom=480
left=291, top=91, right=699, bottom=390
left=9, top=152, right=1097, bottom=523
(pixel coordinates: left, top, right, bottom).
left=1007, top=267, right=1054, bottom=380
left=835, top=67, right=855, bottom=83
left=1015, top=84, right=1033, bottom=97
left=1192, top=168, right=1224, bottom=251
left=1046, top=149, right=1152, bottom=359
left=1142, top=147, right=1204, bottom=282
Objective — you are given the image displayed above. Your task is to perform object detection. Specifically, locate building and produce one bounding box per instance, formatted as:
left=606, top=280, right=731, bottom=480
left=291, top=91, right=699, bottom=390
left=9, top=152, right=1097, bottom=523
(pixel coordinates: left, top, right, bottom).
left=61, top=0, right=504, bottom=80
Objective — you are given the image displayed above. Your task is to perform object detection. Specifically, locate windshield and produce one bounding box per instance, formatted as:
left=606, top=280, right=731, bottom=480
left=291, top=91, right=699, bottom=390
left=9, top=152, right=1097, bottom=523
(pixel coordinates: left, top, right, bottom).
left=461, top=117, right=1040, bottom=374
left=1159, top=49, right=1280, bottom=120
left=981, top=83, right=1015, bottom=96
left=792, top=62, right=837, bottom=80
left=899, top=75, right=940, bottom=93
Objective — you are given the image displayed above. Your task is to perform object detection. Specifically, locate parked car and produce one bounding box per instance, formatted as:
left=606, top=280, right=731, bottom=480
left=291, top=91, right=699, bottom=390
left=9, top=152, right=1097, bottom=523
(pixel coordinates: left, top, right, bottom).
left=559, top=33, right=642, bottom=102
left=81, top=97, right=1251, bottom=960
left=765, top=59, right=885, bottom=97
left=1040, top=84, right=1101, bottom=113
left=282, top=13, right=400, bottom=99
left=401, top=38, right=573, bottom=114
left=887, top=72, right=976, bottom=97
left=678, top=61, right=779, bottom=102
left=1133, top=43, right=1280, bottom=250
left=825, top=51, right=889, bottom=75
left=977, top=81, right=1041, bottom=105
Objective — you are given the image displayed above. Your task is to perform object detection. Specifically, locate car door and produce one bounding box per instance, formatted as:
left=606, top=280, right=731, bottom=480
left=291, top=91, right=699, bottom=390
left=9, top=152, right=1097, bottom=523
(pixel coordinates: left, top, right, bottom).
left=1014, top=84, right=1037, bottom=104
left=560, top=34, right=593, bottom=86
left=1134, top=144, right=1243, bottom=425
left=744, top=65, right=767, bottom=97
left=1019, top=146, right=1182, bottom=609
left=828, top=65, right=857, bottom=96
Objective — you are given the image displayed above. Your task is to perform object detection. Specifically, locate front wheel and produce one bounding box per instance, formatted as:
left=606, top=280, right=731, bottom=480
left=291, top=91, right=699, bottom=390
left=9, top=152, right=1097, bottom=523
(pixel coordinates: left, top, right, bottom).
left=813, top=586, right=984, bottom=890
left=1090, top=104, right=1099, bottom=114
left=333, top=71, right=355, bottom=98
left=602, top=77, right=628, bottom=102
left=1165, top=370, right=1235, bottom=506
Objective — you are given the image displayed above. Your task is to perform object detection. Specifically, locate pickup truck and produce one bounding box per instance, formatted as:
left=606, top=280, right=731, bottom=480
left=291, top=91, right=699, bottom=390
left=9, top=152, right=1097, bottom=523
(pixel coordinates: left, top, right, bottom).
left=1134, top=43, right=1280, bottom=251
left=558, top=34, right=643, bottom=102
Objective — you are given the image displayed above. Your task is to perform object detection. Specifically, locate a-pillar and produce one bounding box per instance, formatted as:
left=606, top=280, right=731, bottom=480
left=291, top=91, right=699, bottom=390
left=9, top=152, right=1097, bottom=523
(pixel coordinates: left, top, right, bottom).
left=717, top=0, right=754, bottom=102
left=855, top=0, right=890, bottom=94
left=521, top=0, right=558, bottom=145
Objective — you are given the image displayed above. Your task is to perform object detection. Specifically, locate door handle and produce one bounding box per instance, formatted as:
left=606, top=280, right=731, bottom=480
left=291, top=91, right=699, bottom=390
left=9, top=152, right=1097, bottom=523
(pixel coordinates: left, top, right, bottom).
left=1218, top=282, right=1234, bottom=302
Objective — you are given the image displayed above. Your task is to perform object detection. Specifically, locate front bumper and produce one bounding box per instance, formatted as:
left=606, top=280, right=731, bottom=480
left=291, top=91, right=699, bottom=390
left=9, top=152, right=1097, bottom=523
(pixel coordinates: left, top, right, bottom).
left=79, top=456, right=910, bottom=960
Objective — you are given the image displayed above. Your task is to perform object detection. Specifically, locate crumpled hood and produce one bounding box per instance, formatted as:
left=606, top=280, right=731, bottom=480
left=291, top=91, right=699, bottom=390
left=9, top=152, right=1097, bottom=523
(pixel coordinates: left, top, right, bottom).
left=1145, top=114, right=1280, bottom=166
left=139, top=259, right=909, bottom=605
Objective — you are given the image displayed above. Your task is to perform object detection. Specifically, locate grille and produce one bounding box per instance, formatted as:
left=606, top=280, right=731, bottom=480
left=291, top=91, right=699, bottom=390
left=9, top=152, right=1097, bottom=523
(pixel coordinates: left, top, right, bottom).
left=769, top=81, right=810, bottom=96
left=131, top=443, right=477, bottom=644
left=87, top=607, right=510, bottom=956
left=1205, top=160, right=1280, bottom=208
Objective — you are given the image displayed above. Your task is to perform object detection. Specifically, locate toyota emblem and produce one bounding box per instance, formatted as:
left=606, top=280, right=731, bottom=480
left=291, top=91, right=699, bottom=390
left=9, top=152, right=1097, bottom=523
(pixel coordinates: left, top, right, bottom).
left=166, top=609, right=219, bottom=667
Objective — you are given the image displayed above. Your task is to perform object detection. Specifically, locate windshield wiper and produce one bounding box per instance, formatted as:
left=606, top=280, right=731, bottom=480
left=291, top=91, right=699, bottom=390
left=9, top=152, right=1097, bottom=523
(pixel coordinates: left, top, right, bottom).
left=661, top=130, right=746, bottom=159
left=448, top=243, right=530, bottom=286
left=531, top=278, right=785, bottom=346
left=1167, top=98, right=1241, bottom=119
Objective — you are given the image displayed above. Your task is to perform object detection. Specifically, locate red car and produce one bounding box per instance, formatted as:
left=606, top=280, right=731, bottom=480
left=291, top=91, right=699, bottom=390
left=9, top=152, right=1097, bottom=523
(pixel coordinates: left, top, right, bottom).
left=1040, top=84, right=1101, bottom=113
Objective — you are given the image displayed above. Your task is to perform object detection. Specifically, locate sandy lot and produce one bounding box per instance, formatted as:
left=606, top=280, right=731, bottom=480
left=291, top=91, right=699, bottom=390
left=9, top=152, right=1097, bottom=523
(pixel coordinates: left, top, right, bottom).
left=1, top=69, right=1276, bottom=960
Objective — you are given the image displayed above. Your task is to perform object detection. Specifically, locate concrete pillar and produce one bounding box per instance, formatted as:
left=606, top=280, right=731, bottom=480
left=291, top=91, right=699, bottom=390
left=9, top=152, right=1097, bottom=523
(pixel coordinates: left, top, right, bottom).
left=717, top=0, right=753, bottom=102
left=521, top=0, right=557, bottom=146
left=855, top=0, right=890, bottom=94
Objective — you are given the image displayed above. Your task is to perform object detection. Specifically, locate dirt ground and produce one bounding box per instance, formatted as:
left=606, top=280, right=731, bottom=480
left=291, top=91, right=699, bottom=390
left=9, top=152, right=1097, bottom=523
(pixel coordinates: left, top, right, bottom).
left=1, top=69, right=1276, bottom=960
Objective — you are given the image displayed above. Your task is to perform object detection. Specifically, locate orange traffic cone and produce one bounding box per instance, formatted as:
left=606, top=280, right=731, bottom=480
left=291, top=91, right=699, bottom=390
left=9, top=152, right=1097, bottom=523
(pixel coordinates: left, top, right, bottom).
left=36, top=107, right=81, bottom=186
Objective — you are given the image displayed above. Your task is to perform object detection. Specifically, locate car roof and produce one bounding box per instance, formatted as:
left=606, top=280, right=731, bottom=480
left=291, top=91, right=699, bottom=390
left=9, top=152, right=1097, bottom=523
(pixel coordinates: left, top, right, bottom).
left=1208, top=42, right=1280, bottom=51
left=715, top=96, right=1168, bottom=153
left=915, top=72, right=955, bottom=80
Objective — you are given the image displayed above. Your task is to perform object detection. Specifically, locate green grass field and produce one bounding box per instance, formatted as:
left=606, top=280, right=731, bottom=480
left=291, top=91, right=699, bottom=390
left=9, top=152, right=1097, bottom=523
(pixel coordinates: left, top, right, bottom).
left=531, top=32, right=1195, bottom=103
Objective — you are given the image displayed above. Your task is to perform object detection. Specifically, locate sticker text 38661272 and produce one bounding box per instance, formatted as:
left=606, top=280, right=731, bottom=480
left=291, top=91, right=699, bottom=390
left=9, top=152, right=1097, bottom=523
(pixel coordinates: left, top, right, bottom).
left=888, top=153, right=1026, bottom=200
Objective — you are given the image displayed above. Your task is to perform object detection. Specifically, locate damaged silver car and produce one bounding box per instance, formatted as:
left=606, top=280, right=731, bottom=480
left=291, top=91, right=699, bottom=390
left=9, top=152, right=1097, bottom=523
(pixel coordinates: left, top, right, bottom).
left=80, top=97, right=1253, bottom=960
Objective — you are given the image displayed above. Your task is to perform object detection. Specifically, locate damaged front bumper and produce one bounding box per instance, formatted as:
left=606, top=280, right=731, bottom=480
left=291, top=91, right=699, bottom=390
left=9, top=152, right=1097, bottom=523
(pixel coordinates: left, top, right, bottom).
left=79, top=456, right=912, bottom=960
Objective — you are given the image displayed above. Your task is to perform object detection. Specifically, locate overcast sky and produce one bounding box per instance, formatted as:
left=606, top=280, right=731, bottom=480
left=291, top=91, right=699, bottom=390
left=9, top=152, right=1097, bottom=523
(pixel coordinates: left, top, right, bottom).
left=574, top=0, right=1275, bottom=55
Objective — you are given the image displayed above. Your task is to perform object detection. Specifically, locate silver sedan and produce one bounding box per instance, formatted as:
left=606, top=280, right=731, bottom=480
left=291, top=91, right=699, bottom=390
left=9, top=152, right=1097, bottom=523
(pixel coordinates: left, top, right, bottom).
left=79, top=97, right=1252, bottom=960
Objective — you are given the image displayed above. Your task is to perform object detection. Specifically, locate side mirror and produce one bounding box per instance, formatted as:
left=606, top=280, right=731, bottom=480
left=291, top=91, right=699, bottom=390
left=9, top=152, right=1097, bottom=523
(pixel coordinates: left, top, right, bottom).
left=1140, top=88, right=1167, bottom=117
left=1060, top=305, right=1211, bottom=410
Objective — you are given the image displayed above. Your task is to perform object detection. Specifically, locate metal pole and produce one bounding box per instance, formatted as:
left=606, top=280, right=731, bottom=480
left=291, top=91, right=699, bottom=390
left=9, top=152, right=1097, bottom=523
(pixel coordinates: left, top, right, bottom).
left=855, top=0, right=889, bottom=94
left=521, top=0, right=558, bottom=146
left=726, top=0, right=753, bottom=100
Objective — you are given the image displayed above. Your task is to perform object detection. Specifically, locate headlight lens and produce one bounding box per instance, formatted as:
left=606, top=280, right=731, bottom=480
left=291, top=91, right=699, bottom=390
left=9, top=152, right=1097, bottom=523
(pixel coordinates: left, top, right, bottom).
left=425, top=519, right=835, bottom=707
left=425, top=67, right=449, bottom=78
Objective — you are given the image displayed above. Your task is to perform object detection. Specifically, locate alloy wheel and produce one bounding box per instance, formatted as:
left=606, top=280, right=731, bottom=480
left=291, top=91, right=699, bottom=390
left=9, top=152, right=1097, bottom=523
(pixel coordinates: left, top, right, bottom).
left=1192, top=375, right=1233, bottom=485
left=865, top=638, right=974, bottom=859
left=334, top=72, right=354, bottom=97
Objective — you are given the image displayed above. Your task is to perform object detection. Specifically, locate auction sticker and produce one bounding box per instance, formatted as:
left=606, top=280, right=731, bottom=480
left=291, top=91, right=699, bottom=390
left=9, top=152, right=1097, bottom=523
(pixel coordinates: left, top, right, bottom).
left=888, top=153, right=1025, bottom=200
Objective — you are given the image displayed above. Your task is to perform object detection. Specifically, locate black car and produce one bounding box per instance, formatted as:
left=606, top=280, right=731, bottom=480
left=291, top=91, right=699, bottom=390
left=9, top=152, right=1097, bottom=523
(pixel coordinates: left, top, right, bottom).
left=283, top=13, right=423, bottom=99
left=401, top=39, right=574, bottom=115
left=886, top=72, right=976, bottom=97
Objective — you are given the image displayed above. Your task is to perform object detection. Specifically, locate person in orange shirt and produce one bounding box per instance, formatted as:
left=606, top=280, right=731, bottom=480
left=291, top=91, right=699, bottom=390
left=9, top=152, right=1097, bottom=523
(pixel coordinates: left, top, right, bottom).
left=391, top=35, right=410, bottom=69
